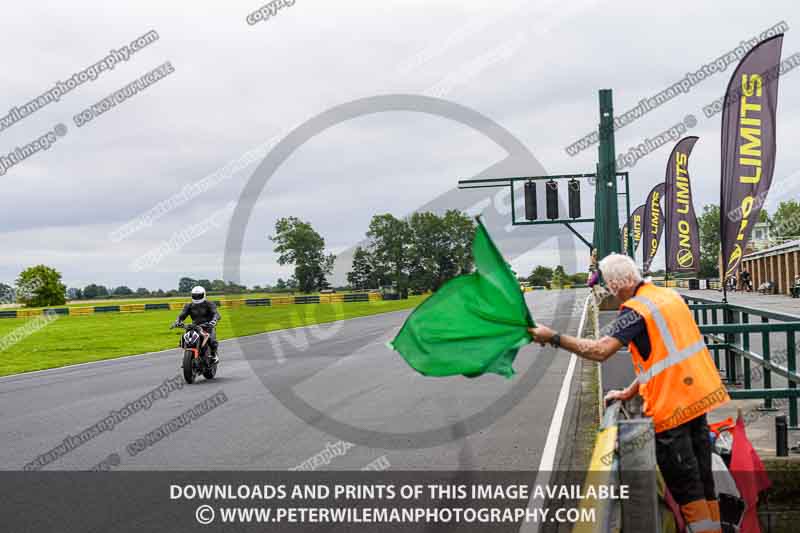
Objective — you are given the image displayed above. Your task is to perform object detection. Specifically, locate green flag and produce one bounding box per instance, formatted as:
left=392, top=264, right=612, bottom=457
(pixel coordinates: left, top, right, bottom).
left=388, top=219, right=535, bottom=378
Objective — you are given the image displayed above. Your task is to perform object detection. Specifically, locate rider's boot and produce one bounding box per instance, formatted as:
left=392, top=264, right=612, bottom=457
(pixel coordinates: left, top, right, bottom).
left=209, top=343, right=219, bottom=364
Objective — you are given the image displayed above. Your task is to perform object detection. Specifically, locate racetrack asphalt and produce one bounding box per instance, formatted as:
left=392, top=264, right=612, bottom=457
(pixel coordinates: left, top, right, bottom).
left=0, top=289, right=588, bottom=472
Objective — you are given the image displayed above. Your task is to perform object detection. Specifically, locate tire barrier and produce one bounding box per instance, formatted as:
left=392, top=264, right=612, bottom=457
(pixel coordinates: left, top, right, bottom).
left=294, top=295, right=321, bottom=305
left=119, top=304, right=146, bottom=313
left=342, top=293, right=369, bottom=302
left=244, top=298, right=271, bottom=306
left=0, top=293, right=382, bottom=319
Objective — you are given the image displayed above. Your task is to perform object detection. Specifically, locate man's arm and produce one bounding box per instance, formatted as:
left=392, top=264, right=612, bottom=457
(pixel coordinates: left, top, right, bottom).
left=555, top=333, right=624, bottom=362
left=176, top=303, right=191, bottom=323
left=209, top=301, right=221, bottom=323
left=529, top=325, right=623, bottom=362
left=604, top=377, right=640, bottom=403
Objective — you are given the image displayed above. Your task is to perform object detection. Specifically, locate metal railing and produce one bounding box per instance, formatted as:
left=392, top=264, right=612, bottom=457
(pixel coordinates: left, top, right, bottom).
left=683, top=294, right=800, bottom=429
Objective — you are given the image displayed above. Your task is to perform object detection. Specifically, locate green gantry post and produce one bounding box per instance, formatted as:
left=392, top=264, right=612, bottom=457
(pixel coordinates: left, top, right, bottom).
left=593, top=89, right=622, bottom=259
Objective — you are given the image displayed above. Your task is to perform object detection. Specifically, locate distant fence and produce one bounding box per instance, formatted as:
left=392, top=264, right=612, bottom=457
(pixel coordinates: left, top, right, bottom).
left=0, top=292, right=382, bottom=319
left=652, top=277, right=721, bottom=290
left=521, top=283, right=589, bottom=292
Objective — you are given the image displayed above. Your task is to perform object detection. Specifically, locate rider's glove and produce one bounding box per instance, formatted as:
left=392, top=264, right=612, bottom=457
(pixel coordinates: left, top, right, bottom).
left=209, top=320, right=217, bottom=327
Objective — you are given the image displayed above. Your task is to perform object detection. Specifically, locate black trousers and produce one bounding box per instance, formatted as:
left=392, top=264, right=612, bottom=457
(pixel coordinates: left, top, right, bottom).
left=202, top=326, right=218, bottom=352
left=655, top=413, right=716, bottom=505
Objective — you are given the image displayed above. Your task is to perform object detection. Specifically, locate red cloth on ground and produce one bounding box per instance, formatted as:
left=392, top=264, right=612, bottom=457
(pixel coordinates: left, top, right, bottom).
left=729, top=414, right=771, bottom=533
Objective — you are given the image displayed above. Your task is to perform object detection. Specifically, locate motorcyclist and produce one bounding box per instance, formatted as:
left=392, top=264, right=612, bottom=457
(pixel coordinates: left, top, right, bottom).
left=173, top=286, right=221, bottom=363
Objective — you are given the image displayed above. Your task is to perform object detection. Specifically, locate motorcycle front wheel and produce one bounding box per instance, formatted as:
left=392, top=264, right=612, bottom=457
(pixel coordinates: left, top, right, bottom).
left=182, top=350, right=197, bottom=384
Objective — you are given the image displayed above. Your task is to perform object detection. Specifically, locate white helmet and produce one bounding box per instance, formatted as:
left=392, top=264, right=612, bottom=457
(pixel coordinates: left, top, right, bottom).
left=191, top=286, right=206, bottom=303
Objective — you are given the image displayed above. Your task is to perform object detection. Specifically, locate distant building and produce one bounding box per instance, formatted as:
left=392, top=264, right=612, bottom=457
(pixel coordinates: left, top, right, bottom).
left=741, top=239, right=800, bottom=295
left=746, top=221, right=772, bottom=253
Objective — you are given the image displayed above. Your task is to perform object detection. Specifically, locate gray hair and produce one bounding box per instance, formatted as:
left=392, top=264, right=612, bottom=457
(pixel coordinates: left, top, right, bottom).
left=598, top=253, right=642, bottom=295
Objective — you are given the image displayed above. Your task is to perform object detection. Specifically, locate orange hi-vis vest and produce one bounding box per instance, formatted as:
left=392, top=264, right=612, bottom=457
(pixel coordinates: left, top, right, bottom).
left=622, top=283, right=729, bottom=433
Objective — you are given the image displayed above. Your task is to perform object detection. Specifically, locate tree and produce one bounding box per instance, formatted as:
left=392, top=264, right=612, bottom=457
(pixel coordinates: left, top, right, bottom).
left=270, top=217, right=335, bottom=293
left=550, top=265, right=567, bottom=288
left=15, top=265, right=66, bottom=307
left=570, top=272, right=589, bottom=284
left=366, top=214, right=412, bottom=292
left=0, top=283, right=14, bottom=304
left=83, top=284, right=109, bottom=299
left=66, top=287, right=83, bottom=300
left=406, top=210, right=476, bottom=293
left=196, top=279, right=212, bottom=290
left=275, top=278, right=287, bottom=290
left=347, top=246, right=374, bottom=290
left=698, top=204, right=721, bottom=278
left=210, top=279, right=226, bottom=292
left=178, top=277, right=197, bottom=293
left=771, top=200, right=800, bottom=238
left=136, top=288, right=150, bottom=297
left=527, top=265, right=553, bottom=286
left=406, top=212, right=442, bottom=293
left=224, top=281, right=247, bottom=294
left=441, top=209, right=475, bottom=275
left=113, top=286, right=133, bottom=296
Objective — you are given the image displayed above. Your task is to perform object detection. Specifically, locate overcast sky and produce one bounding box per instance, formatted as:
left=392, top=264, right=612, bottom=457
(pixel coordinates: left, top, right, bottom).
left=2, top=0, right=799, bottom=291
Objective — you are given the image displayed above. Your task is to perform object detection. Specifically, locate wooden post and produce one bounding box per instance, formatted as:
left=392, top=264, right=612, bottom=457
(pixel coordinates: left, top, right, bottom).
left=755, top=257, right=762, bottom=289
left=770, top=255, right=776, bottom=292
left=794, top=250, right=799, bottom=291
left=772, top=255, right=778, bottom=293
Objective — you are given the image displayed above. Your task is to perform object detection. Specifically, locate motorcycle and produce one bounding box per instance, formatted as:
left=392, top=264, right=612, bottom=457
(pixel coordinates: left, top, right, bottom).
left=171, top=322, right=218, bottom=384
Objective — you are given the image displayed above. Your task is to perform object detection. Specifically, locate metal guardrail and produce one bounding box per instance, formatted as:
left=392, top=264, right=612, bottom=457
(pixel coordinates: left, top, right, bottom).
left=683, top=294, right=800, bottom=429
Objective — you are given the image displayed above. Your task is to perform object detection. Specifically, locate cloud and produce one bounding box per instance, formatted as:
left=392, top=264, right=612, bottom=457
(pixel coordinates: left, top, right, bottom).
left=1, top=0, right=798, bottom=287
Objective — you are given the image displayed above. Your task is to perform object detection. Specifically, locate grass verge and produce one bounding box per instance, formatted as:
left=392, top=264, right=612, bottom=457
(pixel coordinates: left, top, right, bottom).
left=0, top=296, right=424, bottom=377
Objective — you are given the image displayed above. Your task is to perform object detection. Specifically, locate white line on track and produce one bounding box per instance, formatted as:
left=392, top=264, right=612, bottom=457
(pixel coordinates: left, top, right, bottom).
left=519, top=292, right=588, bottom=533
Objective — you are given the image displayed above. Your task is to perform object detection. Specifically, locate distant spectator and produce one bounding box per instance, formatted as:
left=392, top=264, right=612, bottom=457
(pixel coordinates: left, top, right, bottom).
left=791, top=277, right=800, bottom=298
left=739, top=270, right=752, bottom=292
